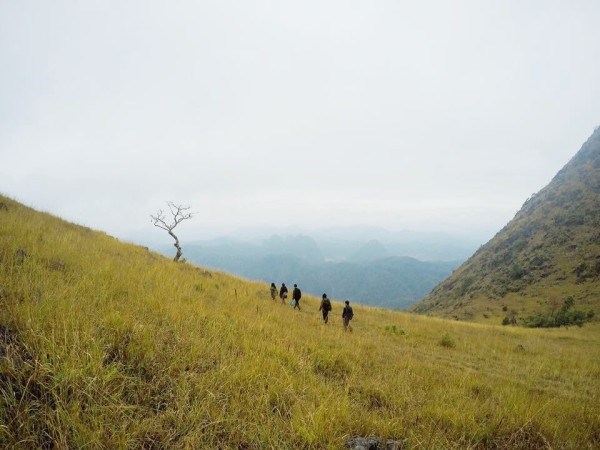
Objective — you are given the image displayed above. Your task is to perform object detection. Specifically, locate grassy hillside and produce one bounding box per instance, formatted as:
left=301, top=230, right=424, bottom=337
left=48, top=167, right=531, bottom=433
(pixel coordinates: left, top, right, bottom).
left=1, top=194, right=599, bottom=449
left=413, top=128, right=600, bottom=324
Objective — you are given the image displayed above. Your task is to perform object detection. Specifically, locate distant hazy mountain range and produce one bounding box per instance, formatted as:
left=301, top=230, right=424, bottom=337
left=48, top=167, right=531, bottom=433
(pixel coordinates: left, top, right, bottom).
left=154, top=231, right=472, bottom=309
left=413, top=127, right=600, bottom=323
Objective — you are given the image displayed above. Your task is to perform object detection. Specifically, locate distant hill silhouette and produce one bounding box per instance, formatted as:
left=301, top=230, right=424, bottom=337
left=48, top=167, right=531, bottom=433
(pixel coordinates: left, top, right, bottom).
left=347, top=239, right=389, bottom=262
left=412, top=127, right=600, bottom=323
left=261, top=235, right=325, bottom=262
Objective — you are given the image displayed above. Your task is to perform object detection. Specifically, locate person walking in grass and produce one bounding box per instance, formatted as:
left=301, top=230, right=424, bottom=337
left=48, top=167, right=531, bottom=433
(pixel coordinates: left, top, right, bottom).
left=270, top=282, right=277, bottom=301
left=279, top=283, right=288, bottom=304
left=342, top=300, right=354, bottom=331
left=292, top=284, right=302, bottom=310
left=319, top=293, right=332, bottom=323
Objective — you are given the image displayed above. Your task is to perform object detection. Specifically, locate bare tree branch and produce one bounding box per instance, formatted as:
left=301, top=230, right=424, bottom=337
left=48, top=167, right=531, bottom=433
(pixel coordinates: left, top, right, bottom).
left=150, top=209, right=171, bottom=231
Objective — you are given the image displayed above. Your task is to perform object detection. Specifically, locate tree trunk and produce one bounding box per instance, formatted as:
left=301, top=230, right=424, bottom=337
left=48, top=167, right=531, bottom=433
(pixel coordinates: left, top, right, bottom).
left=169, top=230, right=183, bottom=262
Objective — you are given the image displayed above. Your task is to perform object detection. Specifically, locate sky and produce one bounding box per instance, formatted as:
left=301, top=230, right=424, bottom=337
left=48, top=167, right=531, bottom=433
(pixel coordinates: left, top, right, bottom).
left=1, top=0, right=599, bottom=246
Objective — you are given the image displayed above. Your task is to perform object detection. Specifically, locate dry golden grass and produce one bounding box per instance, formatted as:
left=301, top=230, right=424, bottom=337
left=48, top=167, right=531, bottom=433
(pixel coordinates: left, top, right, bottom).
left=1, top=195, right=599, bottom=449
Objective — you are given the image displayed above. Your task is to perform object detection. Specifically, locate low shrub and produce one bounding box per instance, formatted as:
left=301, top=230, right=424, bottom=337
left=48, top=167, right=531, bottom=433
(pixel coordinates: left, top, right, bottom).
left=440, top=333, right=455, bottom=348
left=384, top=325, right=405, bottom=335
left=522, top=297, right=594, bottom=328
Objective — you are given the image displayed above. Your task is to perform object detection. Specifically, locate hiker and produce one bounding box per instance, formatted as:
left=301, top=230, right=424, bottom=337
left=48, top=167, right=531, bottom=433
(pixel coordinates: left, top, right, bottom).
left=319, top=293, right=332, bottom=323
left=292, top=284, right=302, bottom=310
left=279, top=283, right=288, bottom=304
left=342, top=300, right=354, bottom=331
left=270, top=282, right=277, bottom=300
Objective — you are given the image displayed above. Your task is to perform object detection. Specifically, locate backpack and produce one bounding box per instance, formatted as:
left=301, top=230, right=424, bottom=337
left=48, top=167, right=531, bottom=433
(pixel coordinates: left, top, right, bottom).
left=323, top=298, right=331, bottom=311
left=345, top=306, right=354, bottom=320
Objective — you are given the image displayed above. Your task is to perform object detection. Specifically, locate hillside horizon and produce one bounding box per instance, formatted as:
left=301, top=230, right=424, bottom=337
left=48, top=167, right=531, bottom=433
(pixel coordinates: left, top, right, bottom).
left=140, top=226, right=484, bottom=261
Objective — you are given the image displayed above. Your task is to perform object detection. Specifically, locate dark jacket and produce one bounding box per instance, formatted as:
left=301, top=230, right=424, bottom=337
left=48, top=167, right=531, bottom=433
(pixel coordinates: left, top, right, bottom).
left=292, top=287, right=302, bottom=301
left=280, top=285, right=288, bottom=297
left=342, top=305, right=354, bottom=320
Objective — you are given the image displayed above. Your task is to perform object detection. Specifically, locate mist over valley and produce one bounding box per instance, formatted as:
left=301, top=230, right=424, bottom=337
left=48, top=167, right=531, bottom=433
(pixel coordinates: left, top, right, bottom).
left=151, top=228, right=473, bottom=309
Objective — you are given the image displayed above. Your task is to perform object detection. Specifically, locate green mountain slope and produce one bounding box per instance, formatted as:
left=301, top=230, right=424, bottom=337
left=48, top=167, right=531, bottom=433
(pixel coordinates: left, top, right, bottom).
left=1, top=194, right=599, bottom=448
left=413, top=128, right=600, bottom=323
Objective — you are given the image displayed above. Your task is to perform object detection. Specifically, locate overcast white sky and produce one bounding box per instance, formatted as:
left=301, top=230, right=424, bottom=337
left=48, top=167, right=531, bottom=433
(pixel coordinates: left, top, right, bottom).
left=1, top=1, right=599, bottom=245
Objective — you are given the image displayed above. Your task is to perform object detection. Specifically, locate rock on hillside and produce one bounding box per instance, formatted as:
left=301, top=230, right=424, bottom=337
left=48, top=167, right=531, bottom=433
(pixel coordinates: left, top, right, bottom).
left=412, top=127, right=600, bottom=322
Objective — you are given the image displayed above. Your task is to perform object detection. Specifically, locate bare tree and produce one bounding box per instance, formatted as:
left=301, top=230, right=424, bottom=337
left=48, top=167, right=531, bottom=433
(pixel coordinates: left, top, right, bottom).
left=150, top=202, right=193, bottom=262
